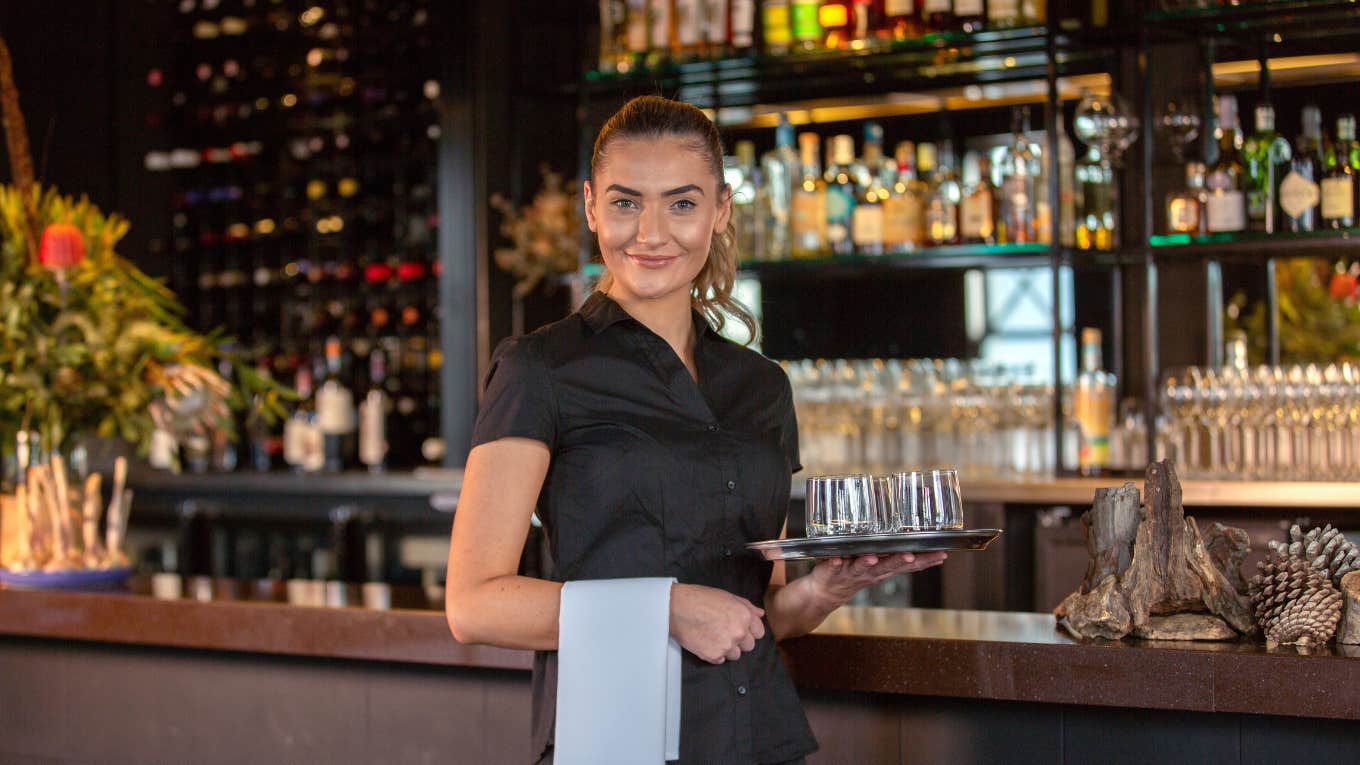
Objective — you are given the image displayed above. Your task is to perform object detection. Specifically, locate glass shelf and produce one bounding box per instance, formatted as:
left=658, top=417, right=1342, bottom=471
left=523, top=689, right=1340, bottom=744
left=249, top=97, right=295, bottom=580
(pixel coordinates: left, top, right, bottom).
left=1148, top=228, right=1360, bottom=259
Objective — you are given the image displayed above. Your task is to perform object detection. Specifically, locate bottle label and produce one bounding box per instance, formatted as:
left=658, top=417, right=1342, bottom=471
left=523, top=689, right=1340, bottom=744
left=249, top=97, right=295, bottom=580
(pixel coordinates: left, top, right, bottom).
left=1321, top=176, right=1355, bottom=220
left=1205, top=189, right=1246, bottom=232
left=762, top=3, right=791, bottom=46
left=791, top=191, right=825, bottom=249
left=960, top=193, right=993, bottom=238
left=358, top=393, right=388, bottom=466
left=923, top=0, right=950, bottom=12
left=958, top=0, right=987, bottom=16
left=1167, top=197, right=1201, bottom=233
left=1279, top=170, right=1320, bottom=220
left=791, top=0, right=822, bottom=42
left=1075, top=385, right=1113, bottom=471
left=316, top=382, right=356, bottom=434
left=886, top=0, right=915, bottom=15
left=825, top=184, right=856, bottom=234
left=676, top=0, right=703, bottom=44
left=851, top=205, right=884, bottom=247
left=883, top=196, right=923, bottom=247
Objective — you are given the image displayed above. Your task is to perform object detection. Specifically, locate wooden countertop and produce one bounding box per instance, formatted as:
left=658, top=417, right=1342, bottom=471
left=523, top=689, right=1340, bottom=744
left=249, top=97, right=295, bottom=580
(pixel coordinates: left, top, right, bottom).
left=3, top=585, right=1357, bottom=721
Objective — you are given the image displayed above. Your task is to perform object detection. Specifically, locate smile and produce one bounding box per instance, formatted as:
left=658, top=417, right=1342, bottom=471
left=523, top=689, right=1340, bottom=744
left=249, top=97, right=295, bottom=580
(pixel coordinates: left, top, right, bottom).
left=626, top=252, right=678, bottom=269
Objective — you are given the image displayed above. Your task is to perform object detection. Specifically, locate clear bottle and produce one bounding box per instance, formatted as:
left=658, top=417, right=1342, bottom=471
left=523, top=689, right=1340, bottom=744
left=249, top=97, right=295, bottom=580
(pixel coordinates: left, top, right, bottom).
left=730, top=0, right=757, bottom=54
left=791, top=131, right=828, bottom=258
left=599, top=0, right=630, bottom=72
left=998, top=107, right=1039, bottom=244
left=1075, top=145, right=1115, bottom=249
left=358, top=349, right=390, bottom=473
left=882, top=140, right=926, bottom=253
left=704, top=0, right=731, bottom=58
left=924, top=141, right=961, bottom=246
left=1166, top=161, right=1208, bottom=235
left=852, top=126, right=889, bottom=255
left=625, top=0, right=651, bottom=67
left=283, top=363, right=321, bottom=473
left=1205, top=94, right=1247, bottom=234
left=759, top=115, right=799, bottom=260
left=1074, top=327, right=1116, bottom=477
left=648, top=0, right=676, bottom=64
left=761, top=0, right=793, bottom=55
left=959, top=153, right=997, bottom=244
left=1244, top=103, right=1292, bottom=234
left=729, top=139, right=762, bottom=260
left=825, top=134, right=859, bottom=255
left=316, top=336, right=357, bottom=473
left=1279, top=105, right=1323, bottom=233
left=1321, top=114, right=1358, bottom=229
left=674, top=0, right=707, bottom=58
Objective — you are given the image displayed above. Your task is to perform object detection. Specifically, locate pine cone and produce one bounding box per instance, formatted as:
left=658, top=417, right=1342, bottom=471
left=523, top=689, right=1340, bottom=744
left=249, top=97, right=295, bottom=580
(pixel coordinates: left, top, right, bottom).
left=1281, top=524, right=1360, bottom=587
left=1250, top=551, right=1342, bottom=649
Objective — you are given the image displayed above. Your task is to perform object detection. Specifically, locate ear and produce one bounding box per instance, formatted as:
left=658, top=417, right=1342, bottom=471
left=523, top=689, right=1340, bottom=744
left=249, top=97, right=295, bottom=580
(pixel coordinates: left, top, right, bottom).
left=583, top=180, right=598, bottom=232
left=713, top=183, right=733, bottom=234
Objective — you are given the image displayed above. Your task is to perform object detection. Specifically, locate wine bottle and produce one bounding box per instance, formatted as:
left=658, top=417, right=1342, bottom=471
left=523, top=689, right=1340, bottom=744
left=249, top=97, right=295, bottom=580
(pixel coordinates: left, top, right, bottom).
left=1074, top=327, right=1115, bottom=477
left=316, top=336, right=357, bottom=473
left=1279, top=105, right=1322, bottom=233
left=358, top=348, right=390, bottom=473
left=1321, top=115, right=1358, bottom=230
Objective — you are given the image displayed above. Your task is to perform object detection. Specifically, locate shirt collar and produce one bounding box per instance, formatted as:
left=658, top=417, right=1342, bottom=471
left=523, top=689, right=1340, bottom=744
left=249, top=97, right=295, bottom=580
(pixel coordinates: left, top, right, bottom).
left=580, top=290, right=717, bottom=341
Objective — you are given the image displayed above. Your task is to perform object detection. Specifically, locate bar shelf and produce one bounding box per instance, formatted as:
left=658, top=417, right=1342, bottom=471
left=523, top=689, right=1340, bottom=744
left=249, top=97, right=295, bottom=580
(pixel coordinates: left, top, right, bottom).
left=1148, top=228, right=1360, bottom=261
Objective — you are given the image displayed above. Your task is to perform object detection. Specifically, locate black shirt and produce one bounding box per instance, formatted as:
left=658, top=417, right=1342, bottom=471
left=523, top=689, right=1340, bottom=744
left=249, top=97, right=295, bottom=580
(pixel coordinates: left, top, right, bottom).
left=470, top=291, right=817, bottom=765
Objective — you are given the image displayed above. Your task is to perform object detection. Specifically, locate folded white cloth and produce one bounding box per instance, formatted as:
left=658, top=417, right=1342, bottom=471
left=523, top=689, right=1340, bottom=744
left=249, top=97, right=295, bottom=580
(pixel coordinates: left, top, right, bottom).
left=555, top=577, right=682, bottom=764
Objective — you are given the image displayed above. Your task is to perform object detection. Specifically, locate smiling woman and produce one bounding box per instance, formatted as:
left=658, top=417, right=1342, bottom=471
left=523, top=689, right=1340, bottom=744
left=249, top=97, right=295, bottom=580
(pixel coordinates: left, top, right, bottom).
left=443, top=95, right=945, bottom=765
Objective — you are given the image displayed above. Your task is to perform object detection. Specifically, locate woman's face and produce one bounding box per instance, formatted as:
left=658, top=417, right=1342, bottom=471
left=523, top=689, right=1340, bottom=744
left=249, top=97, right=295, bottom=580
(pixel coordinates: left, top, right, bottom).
left=584, top=135, right=731, bottom=307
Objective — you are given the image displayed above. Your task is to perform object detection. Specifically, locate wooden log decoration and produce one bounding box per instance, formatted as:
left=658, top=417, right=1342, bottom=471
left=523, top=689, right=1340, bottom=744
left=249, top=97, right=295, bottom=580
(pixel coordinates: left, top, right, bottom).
left=1339, top=571, right=1360, bottom=646
left=1055, top=460, right=1253, bottom=641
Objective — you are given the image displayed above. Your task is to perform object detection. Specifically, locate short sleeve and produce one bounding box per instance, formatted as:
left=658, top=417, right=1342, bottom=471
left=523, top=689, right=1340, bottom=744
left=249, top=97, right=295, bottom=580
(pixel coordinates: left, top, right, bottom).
left=777, top=375, right=802, bottom=475
left=471, top=335, right=558, bottom=450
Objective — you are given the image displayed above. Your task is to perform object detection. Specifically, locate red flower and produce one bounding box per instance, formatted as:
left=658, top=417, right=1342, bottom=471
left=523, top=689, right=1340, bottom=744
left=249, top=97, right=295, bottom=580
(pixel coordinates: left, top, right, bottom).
left=1329, top=272, right=1358, bottom=301
left=39, top=223, right=86, bottom=271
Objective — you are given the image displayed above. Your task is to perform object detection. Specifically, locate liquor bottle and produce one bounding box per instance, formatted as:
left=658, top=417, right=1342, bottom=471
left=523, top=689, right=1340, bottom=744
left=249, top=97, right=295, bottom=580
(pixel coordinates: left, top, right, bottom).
left=790, top=0, right=822, bottom=51
left=1244, top=103, right=1292, bottom=234
left=791, top=131, right=828, bottom=257
left=316, top=336, right=357, bottom=473
left=883, top=140, right=926, bottom=253
left=825, top=134, right=859, bottom=255
left=283, top=363, right=322, bottom=473
left=675, top=0, right=706, bottom=58
left=759, top=115, right=799, bottom=260
left=885, top=0, right=925, bottom=41
left=818, top=0, right=854, bottom=49
left=625, top=0, right=650, bottom=68
left=599, top=0, right=629, bottom=71
left=852, top=126, right=889, bottom=255
left=705, top=0, right=731, bottom=56
left=954, top=0, right=986, bottom=32
left=1075, top=145, right=1115, bottom=249
left=1321, top=115, right=1358, bottom=230
left=762, top=0, right=793, bottom=55
left=1205, top=95, right=1247, bottom=234
left=730, top=0, right=757, bottom=54
left=998, top=108, right=1038, bottom=244
left=649, top=0, right=676, bottom=63
left=989, top=0, right=1022, bottom=27
left=960, top=153, right=997, bottom=245
left=1074, top=327, right=1115, bottom=477
left=921, top=0, right=955, bottom=32
left=924, top=141, right=961, bottom=245
left=1166, top=161, right=1207, bottom=235
left=1279, top=105, right=1322, bottom=233
left=729, top=140, right=761, bottom=260
left=1057, top=112, right=1077, bottom=247
left=358, top=348, right=390, bottom=473
left=247, top=359, right=282, bottom=472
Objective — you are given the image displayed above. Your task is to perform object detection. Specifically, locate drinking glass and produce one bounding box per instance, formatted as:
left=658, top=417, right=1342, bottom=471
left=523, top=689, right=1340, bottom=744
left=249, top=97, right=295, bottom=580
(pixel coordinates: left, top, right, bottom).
left=805, top=474, right=877, bottom=537
left=889, top=469, right=964, bottom=531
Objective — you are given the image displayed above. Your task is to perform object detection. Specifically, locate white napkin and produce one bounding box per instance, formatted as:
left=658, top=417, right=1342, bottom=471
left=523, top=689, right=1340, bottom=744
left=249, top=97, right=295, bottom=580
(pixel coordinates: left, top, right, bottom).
left=555, top=577, right=682, bottom=764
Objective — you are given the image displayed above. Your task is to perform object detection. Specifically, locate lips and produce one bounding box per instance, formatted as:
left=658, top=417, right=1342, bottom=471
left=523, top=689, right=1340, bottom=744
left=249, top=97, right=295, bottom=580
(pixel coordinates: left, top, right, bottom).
left=626, top=252, right=678, bottom=269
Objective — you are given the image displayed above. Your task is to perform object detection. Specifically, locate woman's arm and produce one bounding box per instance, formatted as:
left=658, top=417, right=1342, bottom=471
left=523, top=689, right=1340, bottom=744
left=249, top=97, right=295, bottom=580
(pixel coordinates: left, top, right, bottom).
left=766, top=551, right=948, bottom=641
left=444, top=437, right=563, bottom=650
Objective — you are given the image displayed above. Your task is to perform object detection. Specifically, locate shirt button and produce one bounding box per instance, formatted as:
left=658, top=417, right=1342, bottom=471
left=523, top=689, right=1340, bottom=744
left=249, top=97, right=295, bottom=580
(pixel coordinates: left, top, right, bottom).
left=726, top=480, right=736, bottom=491
left=737, top=686, right=747, bottom=696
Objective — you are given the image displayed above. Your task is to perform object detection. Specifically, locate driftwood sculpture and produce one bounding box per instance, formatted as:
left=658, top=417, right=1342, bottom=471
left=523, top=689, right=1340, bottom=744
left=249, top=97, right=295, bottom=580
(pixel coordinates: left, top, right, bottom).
left=1055, top=460, right=1253, bottom=641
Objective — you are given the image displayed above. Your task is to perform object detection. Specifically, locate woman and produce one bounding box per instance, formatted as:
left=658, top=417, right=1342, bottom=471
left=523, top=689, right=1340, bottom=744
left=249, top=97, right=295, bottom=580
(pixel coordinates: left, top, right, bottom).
left=444, top=95, right=946, bottom=764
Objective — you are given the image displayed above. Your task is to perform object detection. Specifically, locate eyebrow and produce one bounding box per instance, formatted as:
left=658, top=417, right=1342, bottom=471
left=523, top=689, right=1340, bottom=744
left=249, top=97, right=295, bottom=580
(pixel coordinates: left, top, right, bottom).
left=605, top=183, right=705, bottom=197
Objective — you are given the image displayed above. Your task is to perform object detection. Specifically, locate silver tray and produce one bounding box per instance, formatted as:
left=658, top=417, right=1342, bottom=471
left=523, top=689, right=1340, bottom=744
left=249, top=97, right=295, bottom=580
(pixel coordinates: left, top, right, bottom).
left=746, top=529, right=1003, bottom=561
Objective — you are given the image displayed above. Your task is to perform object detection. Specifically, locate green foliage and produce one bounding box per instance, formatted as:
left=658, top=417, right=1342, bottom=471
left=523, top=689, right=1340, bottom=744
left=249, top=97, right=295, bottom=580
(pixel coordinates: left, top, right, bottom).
left=0, top=184, right=289, bottom=456
left=1226, top=258, right=1360, bottom=365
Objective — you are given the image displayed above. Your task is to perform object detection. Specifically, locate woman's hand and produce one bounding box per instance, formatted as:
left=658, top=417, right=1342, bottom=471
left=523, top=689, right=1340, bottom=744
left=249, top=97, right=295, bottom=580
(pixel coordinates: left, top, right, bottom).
left=669, top=583, right=766, bottom=664
left=806, top=552, right=948, bottom=607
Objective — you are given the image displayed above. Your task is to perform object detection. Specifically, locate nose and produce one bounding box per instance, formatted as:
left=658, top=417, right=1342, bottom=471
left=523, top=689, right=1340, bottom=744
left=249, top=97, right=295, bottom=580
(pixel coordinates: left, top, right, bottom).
left=635, top=203, right=668, bottom=246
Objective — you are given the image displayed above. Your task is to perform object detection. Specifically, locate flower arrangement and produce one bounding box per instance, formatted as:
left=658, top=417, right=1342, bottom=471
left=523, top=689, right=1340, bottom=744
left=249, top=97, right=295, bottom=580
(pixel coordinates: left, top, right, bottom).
left=1227, top=258, right=1360, bottom=364
left=0, top=36, right=285, bottom=463
left=490, top=165, right=582, bottom=298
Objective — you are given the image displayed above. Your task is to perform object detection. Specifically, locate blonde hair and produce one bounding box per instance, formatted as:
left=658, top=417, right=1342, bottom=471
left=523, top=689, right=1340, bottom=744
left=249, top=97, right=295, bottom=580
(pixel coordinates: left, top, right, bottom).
left=591, top=96, right=758, bottom=344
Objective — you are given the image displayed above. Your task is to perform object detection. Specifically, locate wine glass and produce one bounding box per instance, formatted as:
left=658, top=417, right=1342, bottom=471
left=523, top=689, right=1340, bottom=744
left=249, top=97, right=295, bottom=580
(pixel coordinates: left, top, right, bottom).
left=1074, top=91, right=1141, bottom=167
left=1156, top=97, right=1202, bottom=164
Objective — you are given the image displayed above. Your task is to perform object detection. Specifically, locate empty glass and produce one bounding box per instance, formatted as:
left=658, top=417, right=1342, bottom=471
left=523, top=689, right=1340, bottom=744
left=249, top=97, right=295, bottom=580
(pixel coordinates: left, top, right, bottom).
left=805, top=474, right=877, bottom=537
left=889, top=469, right=965, bottom=531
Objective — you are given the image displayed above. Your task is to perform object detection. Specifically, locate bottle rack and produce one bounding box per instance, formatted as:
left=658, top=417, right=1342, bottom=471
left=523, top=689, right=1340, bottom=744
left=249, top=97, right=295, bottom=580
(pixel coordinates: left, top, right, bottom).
left=576, top=0, right=1360, bottom=475
left=148, top=0, right=443, bottom=469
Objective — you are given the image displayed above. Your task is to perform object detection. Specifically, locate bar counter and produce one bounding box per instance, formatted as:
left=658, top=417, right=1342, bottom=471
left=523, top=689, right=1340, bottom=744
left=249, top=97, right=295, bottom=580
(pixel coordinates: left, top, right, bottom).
left=3, top=583, right=1358, bottom=763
